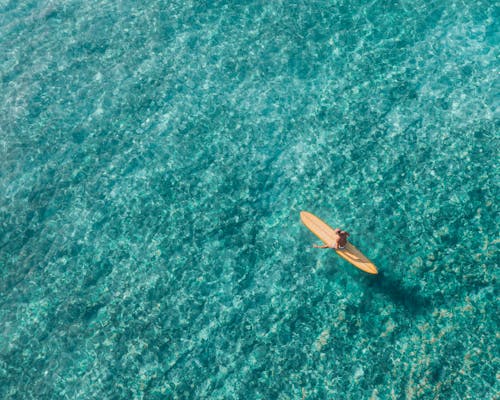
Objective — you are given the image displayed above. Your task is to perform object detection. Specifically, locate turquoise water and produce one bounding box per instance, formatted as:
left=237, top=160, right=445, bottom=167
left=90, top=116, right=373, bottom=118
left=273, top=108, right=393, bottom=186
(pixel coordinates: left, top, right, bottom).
left=0, top=0, right=498, bottom=398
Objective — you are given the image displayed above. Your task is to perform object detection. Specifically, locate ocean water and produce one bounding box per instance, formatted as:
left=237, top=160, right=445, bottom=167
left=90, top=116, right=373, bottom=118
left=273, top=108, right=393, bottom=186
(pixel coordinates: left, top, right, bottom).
left=0, top=0, right=498, bottom=399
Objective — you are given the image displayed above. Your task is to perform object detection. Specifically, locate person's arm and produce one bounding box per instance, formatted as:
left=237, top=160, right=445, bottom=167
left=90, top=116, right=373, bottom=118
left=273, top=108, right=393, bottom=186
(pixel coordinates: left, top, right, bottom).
left=313, top=244, right=330, bottom=248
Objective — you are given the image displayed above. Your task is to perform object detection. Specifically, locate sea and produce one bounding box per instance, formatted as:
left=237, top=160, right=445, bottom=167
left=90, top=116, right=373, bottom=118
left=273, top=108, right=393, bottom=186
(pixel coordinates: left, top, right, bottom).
left=0, top=1, right=498, bottom=399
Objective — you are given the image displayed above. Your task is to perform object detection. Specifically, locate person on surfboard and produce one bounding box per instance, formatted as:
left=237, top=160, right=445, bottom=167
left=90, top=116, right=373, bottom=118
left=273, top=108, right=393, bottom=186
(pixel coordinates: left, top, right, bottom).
left=313, top=228, right=349, bottom=250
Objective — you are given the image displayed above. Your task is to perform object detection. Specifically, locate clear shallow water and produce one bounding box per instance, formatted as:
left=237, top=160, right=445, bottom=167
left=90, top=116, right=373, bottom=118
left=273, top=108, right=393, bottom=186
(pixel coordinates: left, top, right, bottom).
left=0, top=0, right=498, bottom=398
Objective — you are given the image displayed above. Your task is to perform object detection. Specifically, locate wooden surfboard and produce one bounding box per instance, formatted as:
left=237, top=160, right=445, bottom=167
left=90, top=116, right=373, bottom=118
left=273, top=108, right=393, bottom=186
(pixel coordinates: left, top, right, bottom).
left=300, top=211, right=378, bottom=274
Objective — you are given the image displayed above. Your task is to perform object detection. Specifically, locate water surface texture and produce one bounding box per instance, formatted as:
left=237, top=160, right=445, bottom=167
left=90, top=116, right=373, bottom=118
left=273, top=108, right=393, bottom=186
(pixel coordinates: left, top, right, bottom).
left=1, top=1, right=498, bottom=399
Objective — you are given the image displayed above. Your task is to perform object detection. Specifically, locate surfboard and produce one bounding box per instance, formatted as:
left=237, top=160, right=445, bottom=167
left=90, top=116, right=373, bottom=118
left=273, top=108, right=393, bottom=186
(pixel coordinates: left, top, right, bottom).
left=300, top=211, right=378, bottom=274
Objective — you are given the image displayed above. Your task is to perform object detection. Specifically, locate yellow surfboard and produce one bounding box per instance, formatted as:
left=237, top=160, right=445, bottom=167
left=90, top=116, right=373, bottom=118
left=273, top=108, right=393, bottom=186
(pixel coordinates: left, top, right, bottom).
left=300, top=211, right=378, bottom=274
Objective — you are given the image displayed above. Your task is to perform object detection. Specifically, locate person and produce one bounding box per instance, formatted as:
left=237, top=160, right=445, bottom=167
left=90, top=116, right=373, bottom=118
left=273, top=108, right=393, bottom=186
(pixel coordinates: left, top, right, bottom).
left=313, top=228, right=349, bottom=250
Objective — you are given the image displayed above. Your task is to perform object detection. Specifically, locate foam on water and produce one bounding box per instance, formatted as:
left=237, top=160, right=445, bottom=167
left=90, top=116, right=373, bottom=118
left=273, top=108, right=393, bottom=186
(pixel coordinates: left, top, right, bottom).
left=0, top=1, right=498, bottom=399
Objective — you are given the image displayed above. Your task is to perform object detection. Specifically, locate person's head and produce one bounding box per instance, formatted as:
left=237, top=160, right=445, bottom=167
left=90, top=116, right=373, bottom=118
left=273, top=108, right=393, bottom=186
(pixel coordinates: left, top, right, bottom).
left=334, top=228, right=341, bottom=234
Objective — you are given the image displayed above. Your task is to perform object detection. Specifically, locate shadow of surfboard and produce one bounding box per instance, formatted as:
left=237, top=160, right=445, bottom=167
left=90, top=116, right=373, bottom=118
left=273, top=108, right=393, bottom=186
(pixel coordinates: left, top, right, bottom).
left=361, top=270, right=432, bottom=315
